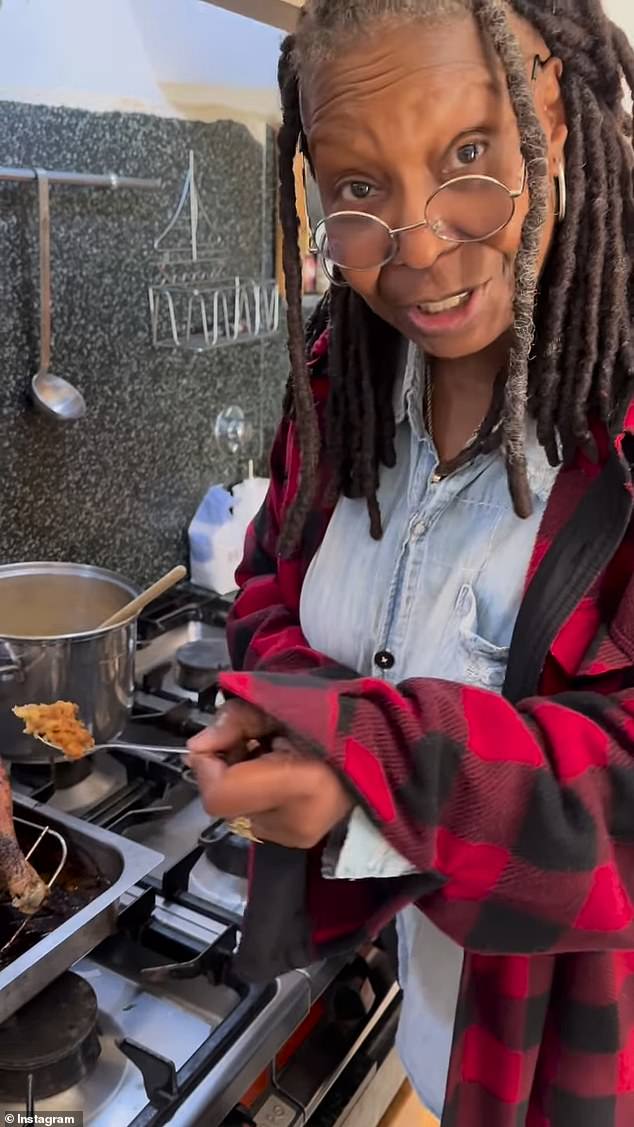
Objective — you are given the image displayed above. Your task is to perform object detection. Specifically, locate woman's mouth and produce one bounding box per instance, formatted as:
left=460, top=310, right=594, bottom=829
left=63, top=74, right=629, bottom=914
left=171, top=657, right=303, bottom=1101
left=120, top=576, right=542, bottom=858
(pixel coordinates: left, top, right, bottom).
left=402, top=282, right=488, bottom=337
left=418, top=290, right=471, bottom=314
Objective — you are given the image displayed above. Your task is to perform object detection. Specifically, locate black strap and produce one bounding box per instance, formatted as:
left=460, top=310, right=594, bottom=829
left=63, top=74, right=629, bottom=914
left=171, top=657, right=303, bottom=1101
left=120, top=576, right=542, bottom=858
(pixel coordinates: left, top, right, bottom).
left=503, top=442, right=634, bottom=704
left=234, top=843, right=314, bottom=980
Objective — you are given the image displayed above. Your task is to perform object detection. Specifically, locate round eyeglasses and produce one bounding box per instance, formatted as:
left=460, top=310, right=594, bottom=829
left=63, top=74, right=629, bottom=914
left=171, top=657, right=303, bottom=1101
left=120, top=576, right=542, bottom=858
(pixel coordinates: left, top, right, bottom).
left=312, top=164, right=527, bottom=271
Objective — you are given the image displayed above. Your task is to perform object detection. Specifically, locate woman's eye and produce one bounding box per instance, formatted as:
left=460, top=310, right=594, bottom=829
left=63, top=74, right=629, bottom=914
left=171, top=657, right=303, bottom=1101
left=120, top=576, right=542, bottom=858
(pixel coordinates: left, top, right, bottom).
left=455, top=142, right=486, bottom=166
left=341, top=181, right=374, bottom=201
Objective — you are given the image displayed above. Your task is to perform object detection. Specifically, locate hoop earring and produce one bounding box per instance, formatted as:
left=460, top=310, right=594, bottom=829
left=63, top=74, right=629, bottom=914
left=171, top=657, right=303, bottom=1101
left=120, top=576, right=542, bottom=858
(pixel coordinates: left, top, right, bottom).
left=555, top=165, right=567, bottom=223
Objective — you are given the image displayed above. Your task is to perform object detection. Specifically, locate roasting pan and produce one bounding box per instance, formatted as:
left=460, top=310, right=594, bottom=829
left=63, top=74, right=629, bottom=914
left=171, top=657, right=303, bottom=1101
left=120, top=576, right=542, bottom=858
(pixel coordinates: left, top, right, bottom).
left=0, top=795, right=162, bottom=1021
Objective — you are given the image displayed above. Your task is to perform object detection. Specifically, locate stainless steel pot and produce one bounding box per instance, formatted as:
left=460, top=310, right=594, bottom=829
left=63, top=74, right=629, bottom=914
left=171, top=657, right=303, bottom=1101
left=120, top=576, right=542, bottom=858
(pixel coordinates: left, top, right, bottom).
left=0, top=562, right=140, bottom=763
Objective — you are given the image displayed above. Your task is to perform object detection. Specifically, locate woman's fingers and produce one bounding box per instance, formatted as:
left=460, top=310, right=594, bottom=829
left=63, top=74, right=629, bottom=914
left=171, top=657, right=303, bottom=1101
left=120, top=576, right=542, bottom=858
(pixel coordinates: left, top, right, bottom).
left=187, top=741, right=354, bottom=849
left=187, top=700, right=277, bottom=756
left=187, top=749, right=298, bottom=819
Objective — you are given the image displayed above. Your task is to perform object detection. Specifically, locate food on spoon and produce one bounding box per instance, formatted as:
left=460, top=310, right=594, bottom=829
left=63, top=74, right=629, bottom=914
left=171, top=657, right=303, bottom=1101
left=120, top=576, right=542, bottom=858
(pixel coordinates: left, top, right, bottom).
left=13, top=701, right=95, bottom=759
left=0, top=758, right=47, bottom=914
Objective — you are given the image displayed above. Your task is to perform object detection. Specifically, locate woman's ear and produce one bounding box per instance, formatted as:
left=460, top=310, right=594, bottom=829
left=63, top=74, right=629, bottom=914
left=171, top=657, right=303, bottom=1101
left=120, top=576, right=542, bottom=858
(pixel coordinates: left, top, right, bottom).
left=541, top=57, right=568, bottom=172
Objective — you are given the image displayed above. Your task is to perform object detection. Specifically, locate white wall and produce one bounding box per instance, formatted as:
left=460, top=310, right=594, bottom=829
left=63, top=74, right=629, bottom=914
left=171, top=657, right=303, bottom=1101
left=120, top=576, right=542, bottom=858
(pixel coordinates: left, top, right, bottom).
left=605, top=0, right=634, bottom=41
left=0, top=0, right=630, bottom=124
left=0, top=0, right=282, bottom=123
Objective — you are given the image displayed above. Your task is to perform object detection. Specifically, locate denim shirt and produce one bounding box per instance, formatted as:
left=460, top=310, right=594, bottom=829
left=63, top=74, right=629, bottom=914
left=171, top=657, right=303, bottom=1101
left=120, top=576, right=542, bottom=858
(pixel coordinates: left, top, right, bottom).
left=299, top=349, right=557, bottom=1117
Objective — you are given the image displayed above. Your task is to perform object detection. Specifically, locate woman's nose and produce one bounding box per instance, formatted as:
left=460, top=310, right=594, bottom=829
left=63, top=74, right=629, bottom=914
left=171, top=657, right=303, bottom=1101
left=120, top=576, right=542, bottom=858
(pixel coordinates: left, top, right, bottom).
left=392, top=219, right=446, bottom=271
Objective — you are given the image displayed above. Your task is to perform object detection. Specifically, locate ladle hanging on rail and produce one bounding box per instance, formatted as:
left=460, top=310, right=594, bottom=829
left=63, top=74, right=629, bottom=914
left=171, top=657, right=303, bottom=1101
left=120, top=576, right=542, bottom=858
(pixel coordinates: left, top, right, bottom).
left=0, top=162, right=162, bottom=421
left=30, top=169, right=86, bottom=422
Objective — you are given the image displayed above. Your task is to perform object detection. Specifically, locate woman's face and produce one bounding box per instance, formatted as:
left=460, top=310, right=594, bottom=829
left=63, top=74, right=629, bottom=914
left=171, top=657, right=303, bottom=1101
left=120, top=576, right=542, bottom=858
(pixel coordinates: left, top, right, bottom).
left=303, top=15, right=567, bottom=360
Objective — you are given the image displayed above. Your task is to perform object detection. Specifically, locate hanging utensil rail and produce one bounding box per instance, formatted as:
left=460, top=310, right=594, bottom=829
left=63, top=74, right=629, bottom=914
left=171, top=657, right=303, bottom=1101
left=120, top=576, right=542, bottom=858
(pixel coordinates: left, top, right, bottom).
left=0, top=166, right=160, bottom=191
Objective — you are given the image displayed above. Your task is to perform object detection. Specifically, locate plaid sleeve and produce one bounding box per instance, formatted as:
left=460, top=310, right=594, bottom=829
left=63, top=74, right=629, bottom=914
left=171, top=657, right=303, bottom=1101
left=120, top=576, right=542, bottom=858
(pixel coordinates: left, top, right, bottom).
left=218, top=669, right=634, bottom=955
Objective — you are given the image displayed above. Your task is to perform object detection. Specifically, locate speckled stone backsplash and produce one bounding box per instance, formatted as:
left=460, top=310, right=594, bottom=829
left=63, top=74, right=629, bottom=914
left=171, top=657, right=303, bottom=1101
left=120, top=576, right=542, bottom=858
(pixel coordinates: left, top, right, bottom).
left=0, top=101, right=286, bottom=585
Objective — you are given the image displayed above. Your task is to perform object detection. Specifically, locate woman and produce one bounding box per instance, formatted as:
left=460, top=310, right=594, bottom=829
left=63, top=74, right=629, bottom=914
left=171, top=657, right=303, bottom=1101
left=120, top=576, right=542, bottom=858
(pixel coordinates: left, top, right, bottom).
left=187, top=1, right=634, bottom=1123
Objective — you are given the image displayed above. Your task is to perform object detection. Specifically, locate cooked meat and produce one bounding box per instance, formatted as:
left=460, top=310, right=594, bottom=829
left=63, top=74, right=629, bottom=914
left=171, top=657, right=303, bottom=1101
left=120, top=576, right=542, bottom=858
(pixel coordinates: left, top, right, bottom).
left=13, top=701, right=95, bottom=759
left=0, top=758, right=47, bottom=914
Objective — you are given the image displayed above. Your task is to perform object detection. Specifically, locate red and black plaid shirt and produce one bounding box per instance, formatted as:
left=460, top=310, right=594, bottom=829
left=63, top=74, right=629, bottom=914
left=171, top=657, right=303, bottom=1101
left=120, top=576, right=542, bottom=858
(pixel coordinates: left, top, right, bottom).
left=219, top=331, right=634, bottom=1127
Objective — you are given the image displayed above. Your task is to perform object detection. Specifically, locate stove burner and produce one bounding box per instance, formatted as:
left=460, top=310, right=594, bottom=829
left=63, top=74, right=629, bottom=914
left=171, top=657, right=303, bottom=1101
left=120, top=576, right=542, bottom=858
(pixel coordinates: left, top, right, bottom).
left=10, top=761, right=54, bottom=790
left=175, top=638, right=230, bottom=693
left=203, top=825, right=249, bottom=879
left=187, top=824, right=249, bottom=915
left=10, top=755, right=126, bottom=817
left=51, top=757, right=92, bottom=789
left=10, top=757, right=91, bottom=796
left=0, top=972, right=100, bottom=1100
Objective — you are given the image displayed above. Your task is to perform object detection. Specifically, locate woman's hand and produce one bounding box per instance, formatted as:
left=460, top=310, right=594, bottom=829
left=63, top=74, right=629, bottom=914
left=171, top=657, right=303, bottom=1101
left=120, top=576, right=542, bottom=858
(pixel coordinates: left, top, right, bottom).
left=186, top=701, right=353, bottom=849
left=187, top=699, right=278, bottom=760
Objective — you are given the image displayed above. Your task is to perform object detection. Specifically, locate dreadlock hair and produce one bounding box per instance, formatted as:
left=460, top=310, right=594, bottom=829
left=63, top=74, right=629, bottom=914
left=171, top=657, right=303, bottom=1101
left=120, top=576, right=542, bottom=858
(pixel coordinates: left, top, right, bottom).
left=276, top=0, right=634, bottom=556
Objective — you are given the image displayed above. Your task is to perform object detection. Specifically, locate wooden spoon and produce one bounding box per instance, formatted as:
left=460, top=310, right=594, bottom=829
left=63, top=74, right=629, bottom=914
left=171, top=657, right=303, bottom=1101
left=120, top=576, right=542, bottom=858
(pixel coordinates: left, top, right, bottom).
left=98, top=565, right=187, bottom=629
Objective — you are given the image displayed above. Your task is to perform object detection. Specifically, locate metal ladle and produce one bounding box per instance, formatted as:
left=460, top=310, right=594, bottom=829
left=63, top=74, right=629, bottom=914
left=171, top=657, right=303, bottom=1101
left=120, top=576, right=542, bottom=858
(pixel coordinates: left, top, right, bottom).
left=30, top=169, right=86, bottom=421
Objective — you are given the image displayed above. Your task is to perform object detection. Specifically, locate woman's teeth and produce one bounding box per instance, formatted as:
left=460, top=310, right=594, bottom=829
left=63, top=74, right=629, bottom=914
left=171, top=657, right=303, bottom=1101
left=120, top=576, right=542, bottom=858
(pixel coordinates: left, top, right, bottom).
left=417, top=290, right=472, bottom=315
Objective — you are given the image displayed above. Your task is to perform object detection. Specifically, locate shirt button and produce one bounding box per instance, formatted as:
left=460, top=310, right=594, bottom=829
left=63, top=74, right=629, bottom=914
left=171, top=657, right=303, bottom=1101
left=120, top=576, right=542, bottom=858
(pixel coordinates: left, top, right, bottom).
left=374, top=650, right=395, bottom=671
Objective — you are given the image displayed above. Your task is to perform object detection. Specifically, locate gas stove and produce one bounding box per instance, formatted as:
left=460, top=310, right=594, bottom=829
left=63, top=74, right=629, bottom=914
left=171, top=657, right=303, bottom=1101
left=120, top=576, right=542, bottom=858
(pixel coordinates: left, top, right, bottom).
left=4, top=584, right=401, bottom=1127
